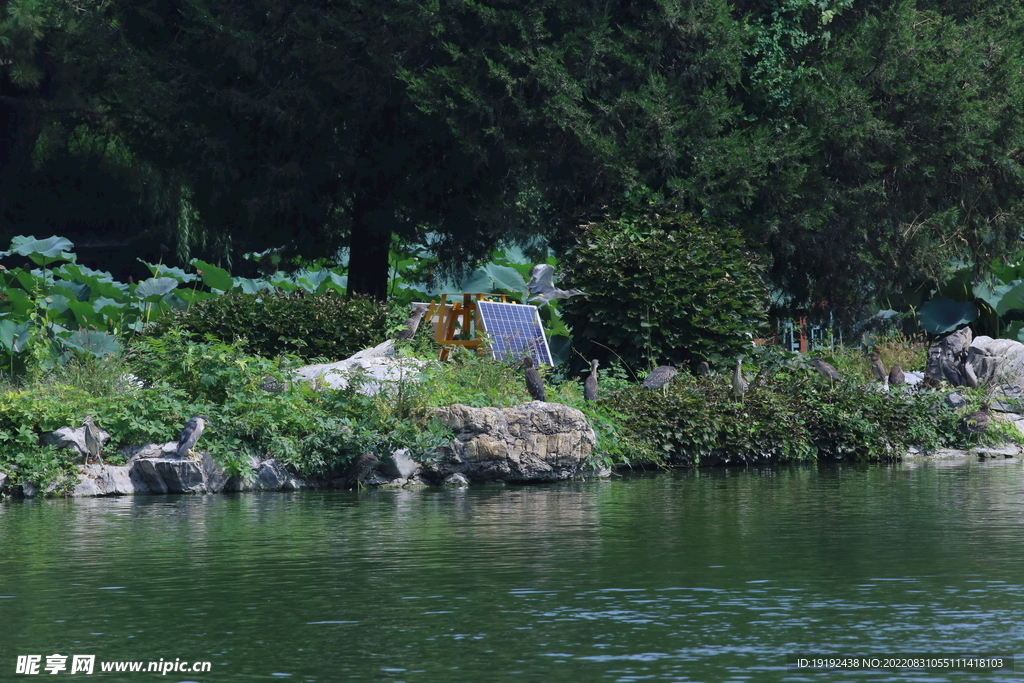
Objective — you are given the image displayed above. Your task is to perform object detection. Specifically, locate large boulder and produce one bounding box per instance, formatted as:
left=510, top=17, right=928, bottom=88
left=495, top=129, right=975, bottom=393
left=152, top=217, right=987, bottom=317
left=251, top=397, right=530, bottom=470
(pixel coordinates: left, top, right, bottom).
left=292, top=339, right=430, bottom=395
left=428, top=402, right=597, bottom=483
left=966, top=335, right=1024, bottom=389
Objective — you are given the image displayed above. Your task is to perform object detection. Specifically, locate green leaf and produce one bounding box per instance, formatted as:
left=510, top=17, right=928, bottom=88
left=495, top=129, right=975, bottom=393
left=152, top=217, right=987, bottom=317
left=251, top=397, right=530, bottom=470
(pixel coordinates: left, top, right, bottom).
left=59, top=329, right=120, bottom=358
left=3, top=235, right=76, bottom=265
left=917, top=296, right=977, bottom=334
left=134, top=277, right=179, bottom=300
left=191, top=260, right=233, bottom=292
left=0, top=320, right=32, bottom=353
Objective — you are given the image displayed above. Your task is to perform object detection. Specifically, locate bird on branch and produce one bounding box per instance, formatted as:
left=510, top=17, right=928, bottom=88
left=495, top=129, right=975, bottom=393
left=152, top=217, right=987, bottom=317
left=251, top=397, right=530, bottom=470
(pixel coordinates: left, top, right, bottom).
left=526, top=264, right=587, bottom=306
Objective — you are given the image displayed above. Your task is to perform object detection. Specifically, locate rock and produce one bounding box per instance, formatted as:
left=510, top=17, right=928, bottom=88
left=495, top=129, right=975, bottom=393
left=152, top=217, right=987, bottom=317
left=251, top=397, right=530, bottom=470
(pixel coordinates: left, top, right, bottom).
left=443, top=472, right=471, bottom=486
left=972, top=443, right=1022, bottom=458
left=382, top=448, right=420, bottom=480
left=945, top=392, right=968, bottom=410
left=428, top=402, right=597, bottom=483
left=22, top=481, right=37, bottom=498
left=254, top=460, right=306, bottom=491
left=72, top=464, right=146, bottom=496
left=293, top=342, right=428, bottom=396
left=967, top=336, right=1024, bottom=393
left=123, top=442, right=179, bottom=460
left=42, top=425, right=111, bottom=459
left=0, top=472, right=6, bottom=493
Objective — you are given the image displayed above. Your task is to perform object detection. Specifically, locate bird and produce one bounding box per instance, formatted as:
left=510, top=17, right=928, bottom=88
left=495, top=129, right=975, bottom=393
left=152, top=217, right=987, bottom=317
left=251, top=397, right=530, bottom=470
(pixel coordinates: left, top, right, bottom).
left=888, top=363, right=905, bottom=386
left=694, top=360, right=711, bottom=377
left=642, top=365, right=677, bottom=394
left=523, top=356, right=546, bottom=402
left=868, top=352, right=887, bottom=382
left=526, top=264, right=588, bottom=306
left=82, top=415, right=103, bottom=464
left=809, top=357, right=840, bottom=382
left=959, top=403, right=991, bottom=435
left=731, top=356, right=749, bottom=400
left=397, top=303, right=430, bottom=341
left=584, top=359, right=599, bottom=402
left=177, top=415, right=211, bottom=459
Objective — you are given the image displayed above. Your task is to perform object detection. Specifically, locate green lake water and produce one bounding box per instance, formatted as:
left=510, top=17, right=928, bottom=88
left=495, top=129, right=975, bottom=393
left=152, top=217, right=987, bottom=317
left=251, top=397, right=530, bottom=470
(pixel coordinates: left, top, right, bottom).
left=2, top=459, right=1024, bottom=682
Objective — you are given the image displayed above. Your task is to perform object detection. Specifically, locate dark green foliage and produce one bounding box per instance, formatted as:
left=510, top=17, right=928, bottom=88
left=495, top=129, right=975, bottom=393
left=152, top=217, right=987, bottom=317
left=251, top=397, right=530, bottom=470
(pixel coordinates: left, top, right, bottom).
left=147, top=291, right=394, bottom=360
left=602, top=372, right=981, bottom=467
left=561, top=210, right=768, bottom=370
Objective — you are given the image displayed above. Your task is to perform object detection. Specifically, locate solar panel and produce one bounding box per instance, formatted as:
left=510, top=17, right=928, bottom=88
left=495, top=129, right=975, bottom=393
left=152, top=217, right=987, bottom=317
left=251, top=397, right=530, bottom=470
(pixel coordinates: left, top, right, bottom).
left=476, top=301, right=553, bottom=366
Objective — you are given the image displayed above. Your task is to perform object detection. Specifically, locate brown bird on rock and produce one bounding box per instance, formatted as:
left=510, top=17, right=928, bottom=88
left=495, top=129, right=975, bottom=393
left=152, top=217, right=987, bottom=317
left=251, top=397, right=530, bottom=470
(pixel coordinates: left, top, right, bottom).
left=888, top=363, right=905, bottom=386
left=959, top=403, right=992, bottom=435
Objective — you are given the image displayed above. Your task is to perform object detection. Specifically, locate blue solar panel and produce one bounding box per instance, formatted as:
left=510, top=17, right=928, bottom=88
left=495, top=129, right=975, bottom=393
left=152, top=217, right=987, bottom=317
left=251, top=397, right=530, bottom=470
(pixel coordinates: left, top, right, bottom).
left=476, top=301, right=553, bottom=366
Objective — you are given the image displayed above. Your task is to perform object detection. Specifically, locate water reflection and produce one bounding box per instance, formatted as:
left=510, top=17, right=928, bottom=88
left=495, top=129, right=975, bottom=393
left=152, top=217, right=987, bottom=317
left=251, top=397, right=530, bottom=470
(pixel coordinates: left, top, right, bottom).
left=1, top=459, right=1023, bottom=681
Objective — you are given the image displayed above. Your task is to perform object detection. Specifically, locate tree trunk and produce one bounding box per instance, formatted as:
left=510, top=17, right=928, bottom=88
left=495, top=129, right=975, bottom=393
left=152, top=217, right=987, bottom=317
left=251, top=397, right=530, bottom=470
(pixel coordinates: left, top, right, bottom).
left=0, top=97, right=46, bottom=230
left=346, top=199, right=393, bottom=300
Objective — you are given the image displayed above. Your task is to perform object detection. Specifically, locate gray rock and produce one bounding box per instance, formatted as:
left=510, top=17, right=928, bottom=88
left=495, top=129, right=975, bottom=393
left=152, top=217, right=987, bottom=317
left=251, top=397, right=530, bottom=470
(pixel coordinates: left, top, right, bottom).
left=0, top=472, right=6, bottom=493
left=428, top=402, right=598, bottom=483
left=22, top=481, right=37, bottom=498
left=73, top=464, right=145, bottom=496
left=382, top=448, right=420, bottom=480
left=293, top=340, right=429, bottom=396
left=443, top=472, right=471, bottom=486
left=42, top=425, right=111, bottom=459
left=967, top=335, right=1024, bottom=391
left=124, top=442, right=178, bottom=460
left=253, top=460, right=305, bottom=491
left=945, top=392, right=968, bottom=410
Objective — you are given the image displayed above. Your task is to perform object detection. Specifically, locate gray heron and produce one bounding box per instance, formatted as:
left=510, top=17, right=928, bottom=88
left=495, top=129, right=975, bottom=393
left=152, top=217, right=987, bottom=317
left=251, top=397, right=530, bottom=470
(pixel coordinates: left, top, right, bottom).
left=177, top=415, right=211, bottom=459
left=526, top=264, right=587, bottom=306
left=584, top=359, right=599, bottom=403
left=731, top=356, right=749, bottom=400
left=809, top=357, right=840, bottom=384
left=523, top=357, right=547, bottom=402
left=82, top=415, right=103, bottom=464
left=642, top=365, right=677, bottom=394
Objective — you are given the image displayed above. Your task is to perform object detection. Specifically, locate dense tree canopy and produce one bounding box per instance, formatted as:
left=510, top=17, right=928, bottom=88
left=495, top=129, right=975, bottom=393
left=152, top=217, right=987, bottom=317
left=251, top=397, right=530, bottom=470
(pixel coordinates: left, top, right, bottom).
left=2, top=0, right=1023, bottom=313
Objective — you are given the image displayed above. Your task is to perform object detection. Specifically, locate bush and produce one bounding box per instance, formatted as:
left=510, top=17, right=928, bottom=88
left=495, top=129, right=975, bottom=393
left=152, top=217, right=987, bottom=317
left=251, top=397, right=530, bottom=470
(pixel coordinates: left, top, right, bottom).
left=560, top=210, right=769, bottom=373
left=600, top=369, right=994, bottom=467
left=146, top=290, right=395, bottom=360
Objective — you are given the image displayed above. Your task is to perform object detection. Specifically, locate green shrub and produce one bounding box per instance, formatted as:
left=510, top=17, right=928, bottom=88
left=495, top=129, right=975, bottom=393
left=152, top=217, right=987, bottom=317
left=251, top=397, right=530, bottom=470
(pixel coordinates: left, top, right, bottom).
left=560, top=210, right=769, bottom=373
left=146, top=290, right=395, bottom=360
left=600, top=370, right=995, bottom=466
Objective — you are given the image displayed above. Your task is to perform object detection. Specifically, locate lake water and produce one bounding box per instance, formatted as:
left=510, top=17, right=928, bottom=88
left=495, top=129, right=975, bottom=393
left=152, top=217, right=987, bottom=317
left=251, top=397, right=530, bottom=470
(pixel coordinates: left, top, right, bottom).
left=2, top=459, right=1023, bottom=682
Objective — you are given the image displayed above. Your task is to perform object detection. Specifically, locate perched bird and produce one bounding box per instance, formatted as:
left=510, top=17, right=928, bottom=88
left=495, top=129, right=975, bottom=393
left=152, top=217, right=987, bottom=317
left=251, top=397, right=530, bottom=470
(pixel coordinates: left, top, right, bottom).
left=694, top=360, right=711, bottom=377
left=82, top=415, right=103, bottom=464
left=523, top=356, right=547, bottom=402
left=959, top=403, right=991, bottom=435
left=888, top=363, right=905, bottom=386
left=526, top=264, right=588, bottom=306
left=731, top=356, right=749, bottom=400
left=868, top=352, right=887, bottom=382
left=177, top=415, right=211, bottom=459
left=584, top=359, right=599, bottom=403
left=642, top=365, right=677, bottom=394
left=397, top=303, right=430, bottom=341
left=809, top=357, right=841, bottom=382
